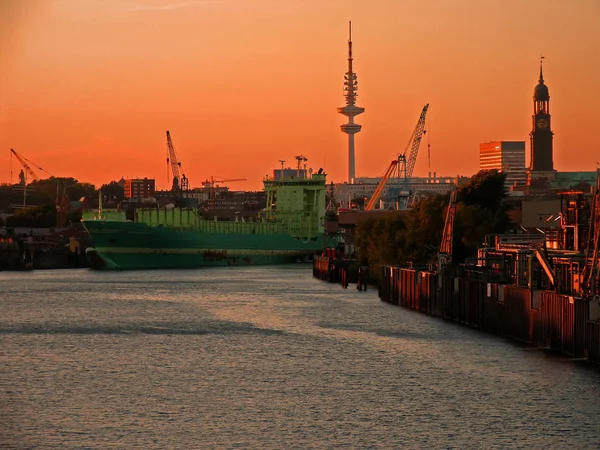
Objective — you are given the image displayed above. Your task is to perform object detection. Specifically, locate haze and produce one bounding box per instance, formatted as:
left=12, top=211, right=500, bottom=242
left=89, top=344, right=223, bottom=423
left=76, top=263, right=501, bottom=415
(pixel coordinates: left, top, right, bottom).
left=1, top=0, right=599, bottom=190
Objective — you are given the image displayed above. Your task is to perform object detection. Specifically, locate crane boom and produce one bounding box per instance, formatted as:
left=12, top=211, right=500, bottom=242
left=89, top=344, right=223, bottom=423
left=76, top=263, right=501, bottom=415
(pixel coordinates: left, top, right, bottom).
left=166, top=131, right=184, bottom=191
left=361, top=104, right=429, bottom=211
left=10, top=149, right=40, bottom=182
left=404, top=103, right=429, bottom=180
left=365, top=160, right=398, bottom=211
left=440, top=188, right=457, bottom=259
left=203, top=177, right=248, bottom=209
left=204, top=177, right=247, bottom=186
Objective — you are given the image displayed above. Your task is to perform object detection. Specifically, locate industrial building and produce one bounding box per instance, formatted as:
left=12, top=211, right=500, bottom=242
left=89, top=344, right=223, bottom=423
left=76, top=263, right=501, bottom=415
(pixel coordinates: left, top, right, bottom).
left=334, top=173, right=461, bottom=208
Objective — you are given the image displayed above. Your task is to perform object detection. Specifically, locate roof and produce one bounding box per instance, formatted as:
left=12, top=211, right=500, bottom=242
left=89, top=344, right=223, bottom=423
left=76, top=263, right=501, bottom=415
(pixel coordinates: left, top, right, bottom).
left=533, top=62, right=550, bottom=101
left=550, top=171, right=597, bottom=183
left=533, top=82, right=549, bottom=101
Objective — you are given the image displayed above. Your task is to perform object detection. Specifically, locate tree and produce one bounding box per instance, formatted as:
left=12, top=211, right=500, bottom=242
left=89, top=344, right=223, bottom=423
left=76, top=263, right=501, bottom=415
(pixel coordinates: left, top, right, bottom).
left=352, top=169, right=514, bottom=270
left=0, top=183, right=53, bottom=211
left=28, top=178, right=63, bottom=205
left=99, top=181, right=125, bottom=203
left=66, top=180, right=96, bottom=202
left=351, top=196, right=367, bottom=209
left=458, top=169, right=508, bottom=214
left=354, top=213, right=408, bottom=272
left=400, top=193, right=449, bottom=264
left=5, top=205, right=57, bottom=228
left=27, top=177, right=97, bottom=205
left=453, top=203, right=495, bottom=262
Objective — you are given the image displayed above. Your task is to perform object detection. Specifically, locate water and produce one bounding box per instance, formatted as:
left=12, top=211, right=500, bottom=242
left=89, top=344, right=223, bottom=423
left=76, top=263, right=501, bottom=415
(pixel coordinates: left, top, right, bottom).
left=1, top=267, right=600, bottom=449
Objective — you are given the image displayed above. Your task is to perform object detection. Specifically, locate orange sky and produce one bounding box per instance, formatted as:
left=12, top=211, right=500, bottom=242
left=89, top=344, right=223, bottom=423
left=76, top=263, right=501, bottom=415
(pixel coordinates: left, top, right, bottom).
left=1, top=0, right=599, bottom=191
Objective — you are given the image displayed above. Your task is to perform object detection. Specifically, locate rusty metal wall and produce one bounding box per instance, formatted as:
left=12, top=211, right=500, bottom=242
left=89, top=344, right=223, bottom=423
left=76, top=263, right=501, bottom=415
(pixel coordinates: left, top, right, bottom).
left=377, top=265, right=600, bottom=365
left=503, top=287, right=533, bottom=343
left=313, top=256, right=330, bottom=281
left=587, top=321, right=600, bottom=364
left=540, top=292, right=579, bottom=357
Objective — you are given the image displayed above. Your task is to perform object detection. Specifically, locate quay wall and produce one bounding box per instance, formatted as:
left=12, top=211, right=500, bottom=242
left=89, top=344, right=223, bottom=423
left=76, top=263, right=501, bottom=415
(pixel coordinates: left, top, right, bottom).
left=313, top=259, right=600, bottom=365
left=313, top=255, right=359, bottom=285
left=377, top=266, right=600, bottom=365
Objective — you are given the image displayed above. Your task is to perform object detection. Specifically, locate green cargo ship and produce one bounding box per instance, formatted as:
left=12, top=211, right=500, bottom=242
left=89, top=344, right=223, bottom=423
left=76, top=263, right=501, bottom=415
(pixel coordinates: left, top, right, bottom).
left=82, top=161, right=332, bottom=270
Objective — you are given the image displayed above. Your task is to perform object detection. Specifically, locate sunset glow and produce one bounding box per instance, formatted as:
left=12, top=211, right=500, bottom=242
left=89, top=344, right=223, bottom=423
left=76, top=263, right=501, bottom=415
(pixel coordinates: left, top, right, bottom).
left=1, top=0, right=599, bottom=190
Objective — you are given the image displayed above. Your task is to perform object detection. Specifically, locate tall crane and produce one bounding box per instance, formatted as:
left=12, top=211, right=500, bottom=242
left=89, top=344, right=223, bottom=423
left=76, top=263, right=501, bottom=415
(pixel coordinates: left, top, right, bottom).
left=439, top=187, right=458, bottom=268
left=10, top=148, right=42, bottom=184
left=166, top=131, right=189, bottom=191
left=202, top=177, right=247, bottom=209
left=364, top=104, right=429, bottom=211
left=402, top=103, right=429, bottom=181
left=9, top=149, right=68, bottom=225
left=393, top=104, right=429, bottom=206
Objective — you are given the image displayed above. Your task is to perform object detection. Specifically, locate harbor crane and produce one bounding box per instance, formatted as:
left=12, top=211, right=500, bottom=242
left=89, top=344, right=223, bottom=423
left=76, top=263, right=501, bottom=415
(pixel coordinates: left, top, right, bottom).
left=166, top=131, right=189, bottom=192
left=10, top=148, right=49, bottom=183
left=439, top=187, right=457, bottom=267
left=435, top=187, right=458, bottom=287
left=9, top=149, right=69, bottom=225
left=401, top=103, right=429, bottom=183
left=365, top=159, right=398, bottom=211
left=364, top=104, right=429, bottom=211
left=396, top=104, right=429, bottom=207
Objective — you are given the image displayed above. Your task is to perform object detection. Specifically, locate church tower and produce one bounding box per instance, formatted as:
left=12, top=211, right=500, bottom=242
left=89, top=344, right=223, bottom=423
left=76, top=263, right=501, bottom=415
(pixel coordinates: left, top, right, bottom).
left=528, top=60, right=555, bottom=182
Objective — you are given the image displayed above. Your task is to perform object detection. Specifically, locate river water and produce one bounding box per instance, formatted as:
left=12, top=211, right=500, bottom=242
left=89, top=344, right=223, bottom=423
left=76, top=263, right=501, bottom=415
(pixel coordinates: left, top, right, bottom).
left=1, top=266, right=600, bottom=448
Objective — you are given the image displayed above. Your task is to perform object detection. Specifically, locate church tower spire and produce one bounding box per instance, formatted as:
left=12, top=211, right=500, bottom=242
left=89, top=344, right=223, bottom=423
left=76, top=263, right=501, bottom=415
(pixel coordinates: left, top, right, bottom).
left=528, top=57, right=555, bottom=180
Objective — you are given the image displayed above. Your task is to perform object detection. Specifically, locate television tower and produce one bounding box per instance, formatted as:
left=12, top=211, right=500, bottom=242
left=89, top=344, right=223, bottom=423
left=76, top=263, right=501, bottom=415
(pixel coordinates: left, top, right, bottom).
left=337, top=21, right=365, bottom=184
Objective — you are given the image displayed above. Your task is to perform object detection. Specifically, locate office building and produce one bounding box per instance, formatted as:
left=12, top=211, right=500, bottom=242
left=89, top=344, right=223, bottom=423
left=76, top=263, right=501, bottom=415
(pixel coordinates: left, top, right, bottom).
left=480, top=141, right=526, bottom=188
left=124, top=178, right=156, bottom=199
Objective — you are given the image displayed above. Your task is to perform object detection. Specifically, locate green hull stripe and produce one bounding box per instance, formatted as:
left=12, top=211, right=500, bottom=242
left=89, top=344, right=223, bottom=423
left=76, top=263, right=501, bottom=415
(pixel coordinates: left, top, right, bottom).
left=94, top=247, right=311, bottom=256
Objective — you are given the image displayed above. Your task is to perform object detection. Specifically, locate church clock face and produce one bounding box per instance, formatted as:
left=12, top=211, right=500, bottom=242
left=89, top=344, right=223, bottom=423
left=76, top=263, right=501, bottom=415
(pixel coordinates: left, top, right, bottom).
left=537, top=118, right=549, bottom=129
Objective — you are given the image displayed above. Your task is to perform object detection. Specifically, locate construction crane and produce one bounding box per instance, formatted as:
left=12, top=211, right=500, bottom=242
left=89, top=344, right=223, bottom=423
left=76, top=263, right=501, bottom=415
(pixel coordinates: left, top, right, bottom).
left=439, top=187, right=457, bottom=269
left=10, top=148, right=46, bottom=184
left=402, top=104, right=429, bottom=181
left=9, top=149, right=69, bottom=225
left=166, top=131, right=189, bottom=192
left=365, top=104, right=429, bottom=211
left=365, top=159, right=399, bottom=211
left=395, top=103, right=429, bottom=208
left=393, top=104, right=429, bottom=206
left=202, top=176, right=247, bottom=210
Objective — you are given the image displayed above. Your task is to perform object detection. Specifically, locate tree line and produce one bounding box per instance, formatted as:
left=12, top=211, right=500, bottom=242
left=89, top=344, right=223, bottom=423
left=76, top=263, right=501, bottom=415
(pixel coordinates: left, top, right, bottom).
left=0, top=178, right=125, bottom=227
left=353, top=169, right=514, bottom=273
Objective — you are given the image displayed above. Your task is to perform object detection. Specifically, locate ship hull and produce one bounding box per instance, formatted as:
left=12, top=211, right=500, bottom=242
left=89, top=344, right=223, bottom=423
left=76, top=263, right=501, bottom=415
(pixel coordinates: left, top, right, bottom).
left=83, top=220, right=326, bottom=270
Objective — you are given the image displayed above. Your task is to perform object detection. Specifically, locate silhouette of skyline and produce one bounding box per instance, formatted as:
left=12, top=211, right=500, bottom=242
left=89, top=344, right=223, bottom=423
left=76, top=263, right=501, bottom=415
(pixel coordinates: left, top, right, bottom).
left=1, top=0, right=599, bottom=190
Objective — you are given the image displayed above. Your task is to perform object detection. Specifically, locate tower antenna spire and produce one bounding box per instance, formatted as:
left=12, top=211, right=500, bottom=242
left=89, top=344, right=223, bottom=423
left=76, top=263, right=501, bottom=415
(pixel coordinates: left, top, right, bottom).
left=539, top=55, right=545, bottom=82
left=338, top=21, right=365, bottom=184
